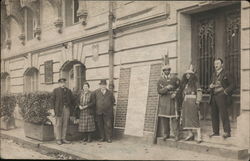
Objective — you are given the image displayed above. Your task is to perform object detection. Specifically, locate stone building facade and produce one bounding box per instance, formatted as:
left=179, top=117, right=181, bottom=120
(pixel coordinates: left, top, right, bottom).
left=1, top=0, right=249, bottom=150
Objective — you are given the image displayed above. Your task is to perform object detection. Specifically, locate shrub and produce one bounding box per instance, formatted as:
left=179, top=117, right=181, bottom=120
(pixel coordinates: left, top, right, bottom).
left=17, top=92, right=53, bottom=125
left=72, top=90, right=81, bottom=119
left=0, top=94, right=17, bottom=121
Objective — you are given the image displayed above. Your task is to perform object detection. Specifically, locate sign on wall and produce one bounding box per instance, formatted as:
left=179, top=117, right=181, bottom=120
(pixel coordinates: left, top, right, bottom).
left=124, top=65, right=151, bottom=136
left=44, top=60, right=53, bottom=84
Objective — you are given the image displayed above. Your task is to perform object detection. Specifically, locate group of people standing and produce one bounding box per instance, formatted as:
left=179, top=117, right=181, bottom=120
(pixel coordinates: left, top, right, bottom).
left=157, top=58, right=235, bottom=143
left=52, top=79, right=115, bottom=145
left=51, top=57, right=234, bottom=145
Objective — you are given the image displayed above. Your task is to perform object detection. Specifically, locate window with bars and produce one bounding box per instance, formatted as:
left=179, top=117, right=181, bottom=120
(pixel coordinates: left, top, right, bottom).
left=225, top=10, right=240, bottom=92
left=195, top=7, right=240, bottom=94
left=197, top=17, right=215, bottom=93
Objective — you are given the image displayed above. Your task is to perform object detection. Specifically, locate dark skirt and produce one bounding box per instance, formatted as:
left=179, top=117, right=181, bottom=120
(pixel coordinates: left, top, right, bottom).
left=78, top=109, right=95, bottom=132
left=182, top=95, right=200, bottom=129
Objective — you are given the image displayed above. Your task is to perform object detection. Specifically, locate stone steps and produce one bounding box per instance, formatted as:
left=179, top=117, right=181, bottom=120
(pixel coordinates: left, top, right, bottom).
left=157, top=137, right=249, bottom=160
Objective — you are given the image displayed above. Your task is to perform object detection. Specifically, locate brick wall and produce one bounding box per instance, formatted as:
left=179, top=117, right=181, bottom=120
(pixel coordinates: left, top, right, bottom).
left=114, top=68, right=131, bottom=128
left=144, top=63, right=162, bottom=132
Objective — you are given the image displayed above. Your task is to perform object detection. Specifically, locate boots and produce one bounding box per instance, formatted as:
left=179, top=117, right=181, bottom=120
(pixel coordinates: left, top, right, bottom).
left=82, top=133, right=88, bottom=142
left=185, top=130, right=194, bottom=141
left=196, top=128, right=202, bottom=143
left=87, top=132, right=92, bottom=143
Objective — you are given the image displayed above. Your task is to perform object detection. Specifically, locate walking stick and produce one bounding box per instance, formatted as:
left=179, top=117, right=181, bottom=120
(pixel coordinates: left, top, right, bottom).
left=153, top=95, right=160, bottom=144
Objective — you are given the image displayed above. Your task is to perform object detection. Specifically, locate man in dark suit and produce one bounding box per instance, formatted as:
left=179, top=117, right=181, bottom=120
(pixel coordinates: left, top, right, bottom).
left=93, top=79, right=115, bottom=143
left=52, top=78, right=74, bottom=145
left=209, top=58, right=235, bottom=139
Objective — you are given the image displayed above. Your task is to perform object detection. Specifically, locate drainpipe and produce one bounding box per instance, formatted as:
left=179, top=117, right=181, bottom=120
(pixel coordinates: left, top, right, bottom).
left=108, top=1, right=114, bottom=93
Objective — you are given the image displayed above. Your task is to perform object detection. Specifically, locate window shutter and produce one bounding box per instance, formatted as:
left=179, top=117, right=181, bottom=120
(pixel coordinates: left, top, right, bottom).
left=74, top=64, right=82, bottom=91
left=44, top=60, right=53, bottom=84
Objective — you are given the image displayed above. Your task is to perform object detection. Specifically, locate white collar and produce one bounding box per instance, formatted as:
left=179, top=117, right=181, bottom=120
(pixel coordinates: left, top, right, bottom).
left=216, top=68, right=223, bottom=75
left=164, top=74, right=170, bottom=79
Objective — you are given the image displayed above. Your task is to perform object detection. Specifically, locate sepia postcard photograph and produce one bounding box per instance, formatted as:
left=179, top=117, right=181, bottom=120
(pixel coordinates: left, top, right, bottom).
left=0, top=0, right=249, bottom=160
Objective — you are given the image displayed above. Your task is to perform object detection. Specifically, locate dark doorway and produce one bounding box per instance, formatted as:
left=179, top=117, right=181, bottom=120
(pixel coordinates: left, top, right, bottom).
left=191, top=4, right=241, bottom=136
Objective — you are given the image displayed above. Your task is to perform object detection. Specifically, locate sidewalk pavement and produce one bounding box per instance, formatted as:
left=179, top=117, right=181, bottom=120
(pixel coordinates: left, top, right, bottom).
left=0, top=127, right=244, bottom=160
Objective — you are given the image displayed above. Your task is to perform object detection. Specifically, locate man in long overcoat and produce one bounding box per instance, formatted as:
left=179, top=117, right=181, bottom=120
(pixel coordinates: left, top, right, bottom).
left=209, top=58, right=235, bottom=138
left=52, top=78, right=75, bottom=145
left=157, top=65, right=180, bottom=141
left=92, top=79, right=115, bottom=143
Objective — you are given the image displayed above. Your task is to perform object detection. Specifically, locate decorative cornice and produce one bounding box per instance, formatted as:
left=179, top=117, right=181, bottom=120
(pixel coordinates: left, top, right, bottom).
left=34, top=27, right=41, bottom=40
left=47, top=0, right=63, bottom=33
left=18, top=33, right=25, bottom=45
left=6, top=39, right=11, bottom=49
left=5, top=0, right=24, bottom=32
left=54, top=18, right=63, bottom=33
left=3, top=14, right=170, bottom=61
left=77, top=0, right=88, bottom=26
left=20, top=0, right=41, bottom=40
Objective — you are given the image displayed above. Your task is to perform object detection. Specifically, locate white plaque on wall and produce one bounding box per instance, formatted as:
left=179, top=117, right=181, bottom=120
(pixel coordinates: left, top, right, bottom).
left=124, top=65, right=150, bottom=136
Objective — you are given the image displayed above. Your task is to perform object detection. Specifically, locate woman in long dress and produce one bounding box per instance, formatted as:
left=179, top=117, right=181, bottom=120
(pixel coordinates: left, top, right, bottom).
left=77, top=82, right=96, bottom=142
left=180, top=67, right=202, bottom=143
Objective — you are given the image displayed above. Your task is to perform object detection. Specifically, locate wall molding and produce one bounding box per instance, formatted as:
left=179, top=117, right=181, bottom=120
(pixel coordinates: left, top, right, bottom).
left=2, top=13, right=170, bottom=61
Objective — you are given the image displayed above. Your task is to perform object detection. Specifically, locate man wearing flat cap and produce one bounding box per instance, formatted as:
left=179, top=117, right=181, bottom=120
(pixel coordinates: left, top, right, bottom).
left=92, top=79, right=115, bottom=143
left=157, top=65, right=181, bottom=141
left=52, top=78, right=74, bottom=145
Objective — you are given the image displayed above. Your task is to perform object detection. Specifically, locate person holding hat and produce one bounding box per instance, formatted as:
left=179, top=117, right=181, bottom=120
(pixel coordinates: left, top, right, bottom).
left=157, top=65, right=181, bottom=141
left=179, top=65, right=202, bottom=143
left=52, top=78, right=75, bottom=145
left=92, top=79, right=115, bottom=143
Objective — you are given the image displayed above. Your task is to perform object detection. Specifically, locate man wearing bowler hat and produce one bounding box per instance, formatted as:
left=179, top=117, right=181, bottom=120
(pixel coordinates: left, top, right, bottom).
left=52, top=78, right=74, bottom=145
left=92, top=79, right=115, bottom=143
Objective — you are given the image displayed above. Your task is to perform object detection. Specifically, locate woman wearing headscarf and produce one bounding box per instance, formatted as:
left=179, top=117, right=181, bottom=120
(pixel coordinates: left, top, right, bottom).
left=179, top=65, right=202, bottom=143
left=76, top=82, right=96, bottom=142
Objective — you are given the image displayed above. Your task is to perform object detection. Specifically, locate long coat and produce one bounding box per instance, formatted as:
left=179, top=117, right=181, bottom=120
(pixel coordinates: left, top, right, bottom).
left=157, top=74, right=180, bottom=117
left=75, top=90, right=95, bottom=115
left=52, top=87, right=74, bottom=117
left=76, top=90, right=95, bottom=132
left=210, top=69, right=235, bottom=105
left=92, top=88, right=115, bottom=116
left=179, top=74, right=201, bottom=128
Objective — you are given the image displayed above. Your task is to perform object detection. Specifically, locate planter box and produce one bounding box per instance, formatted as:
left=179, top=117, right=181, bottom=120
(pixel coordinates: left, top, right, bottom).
left=24, top=122, right=55, bottom=141
left=66, top=123, right=83, bottom=141
left=0, top=117, right=16, bottom=130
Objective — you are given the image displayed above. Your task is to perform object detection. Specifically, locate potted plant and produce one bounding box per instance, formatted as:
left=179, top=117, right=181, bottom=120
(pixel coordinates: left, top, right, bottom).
left=17, top=92, right=55, bottom=141
left=0, top=94, right=17, bottom=130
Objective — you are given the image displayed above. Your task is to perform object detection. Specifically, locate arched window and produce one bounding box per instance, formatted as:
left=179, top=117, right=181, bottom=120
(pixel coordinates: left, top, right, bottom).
left=64, top=0, right=80, bottom=27
left=24, top=67, right=39, bottom=92
left=1, top=72, right=11, bottom=94
left=60, top=60, right=85, bottom=91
